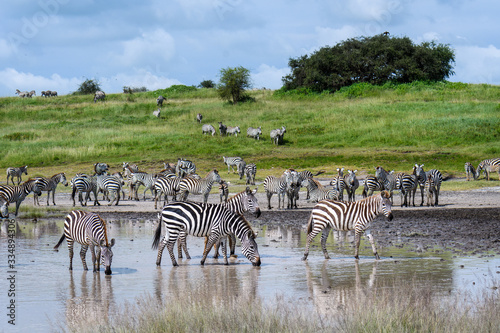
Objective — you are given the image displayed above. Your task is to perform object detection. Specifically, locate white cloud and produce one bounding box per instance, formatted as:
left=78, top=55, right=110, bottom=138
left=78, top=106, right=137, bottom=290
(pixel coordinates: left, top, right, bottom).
left=315, top=25, right=360, bottom=47
left=252, top=64, right=289, bottom=90
left=0, top=68, right=81, bottom=96
left=453, top=45, right=500, bottom=84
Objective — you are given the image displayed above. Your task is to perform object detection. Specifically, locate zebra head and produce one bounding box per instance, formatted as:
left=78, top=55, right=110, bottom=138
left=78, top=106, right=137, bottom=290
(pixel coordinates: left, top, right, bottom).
left=243, top=186, right=261, bottom=217
left=0, top=195, right=9, bottom=218
left=60, top=173, right=69, bottom=187
left=240, top=229, right=261, bottom=266
left=210, top=169, right=221, bottom=183
left=475, top=161, right=485, bottom=179
left=99, top=238, right=115, bottom=275
left=22, top=165, right=28, bottom=175
left=379, top=190, right=394, bottom=221
left=413, top=164, right=426, bottom=185
left=29, top=179, right=43, bottom=196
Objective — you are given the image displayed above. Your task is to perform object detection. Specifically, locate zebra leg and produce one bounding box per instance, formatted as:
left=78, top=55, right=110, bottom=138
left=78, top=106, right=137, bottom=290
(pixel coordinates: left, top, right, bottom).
left=229, top=234, right=237, bottom=258
left=201, top=234, right=219, bottom=265
left=266, top=191, right=273, bottom=209
left=14, top=201, right=21, bottom=216
left=419, top=184, right=425, bottom=206
left=213, top=239, right=221, bottom=259
left=68, top=240, right=74, bottom=270
left=365, top=231, right=380, bottom=260
left=220, top=238, right=229, bottom=265
left=302, top=221, right=322, bottom=261
left=90, top=245, right=100, bottom=272
left=177, top=232, right=191, bottom=260
left=320, top=226, right=331, bottom=259
left=80, top=244, right=89, bottom=270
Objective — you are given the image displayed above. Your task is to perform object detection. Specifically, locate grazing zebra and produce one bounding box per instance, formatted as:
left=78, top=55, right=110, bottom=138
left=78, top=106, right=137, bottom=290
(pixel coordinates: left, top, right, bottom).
left=54, top=210, right=115, bottom=275
left=71, top=174, right=100, bottom=206
left=157, top=95, right=165, bottom=107
left=237, top=160, right=247, bottom=180
left=464, top=162, right=476, bottom=181
left=345, top=169, right=359, bottom=202
left=413, top=164, right=443, bottom=206
left=202, top=124, right=216, bottom=136
left=152, top=201, right=261, bottom=267
left=94, top=91, right=106, bottom=103
left=153, top=108, right=161, bottom=118
left=302, top=190, right=393, bottom=261
left=154, top=174, right=181, bottom=209
left=270, top=126, right=286, bottom=145
left=218, top=121, right=227, bottom=136
left=475, top=158, right=500, bottom=181
left=197, top=113, right=203, bottom=123
left=0, top=179, right=42, bottom=216
left=219, top=180, right=229, bottom=203
left=245, top=163, right=257, bottom=185
left=130, top=172, right=156, bottom=201
left=6, top=166, right=28, bottom=185
left=33, top=173, right=68, bottom=206
left=96, top=174, right=122, bottom=206
left=247, top=126, right=262, bottom=140
left=178, top=169, right=221, bottom=203
left=263, top=174, right=287, bottom=209
left=176, top=158, right=196, bottom=177
left=300, top=178, right=338, bottom=202
left=222, top=156, right=243, bottom=174
left=227, top=126, right=241, bottom=136
left=361, top=175, right=384, bottom=198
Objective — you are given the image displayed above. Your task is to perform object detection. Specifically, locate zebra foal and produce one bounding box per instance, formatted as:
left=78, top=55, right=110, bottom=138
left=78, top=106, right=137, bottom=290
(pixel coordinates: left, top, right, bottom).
left=54, top=210, right=115, bottom=275
left=302, top=191, right=393, bottom=261
left=6, top=165, right=28, bottom=185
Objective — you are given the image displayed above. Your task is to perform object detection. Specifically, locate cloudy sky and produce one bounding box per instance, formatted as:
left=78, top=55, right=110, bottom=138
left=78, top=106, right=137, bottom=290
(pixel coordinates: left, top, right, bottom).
left=1, top=0, right=499, bottom=97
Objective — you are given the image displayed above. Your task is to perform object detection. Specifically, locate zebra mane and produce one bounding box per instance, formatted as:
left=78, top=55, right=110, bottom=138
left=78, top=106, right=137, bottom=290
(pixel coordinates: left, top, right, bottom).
left=97, top=215, right=109, bottom=246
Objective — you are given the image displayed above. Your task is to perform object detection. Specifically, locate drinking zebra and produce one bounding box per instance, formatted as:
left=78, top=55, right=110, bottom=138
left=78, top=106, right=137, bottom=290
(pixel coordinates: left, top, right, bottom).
left=152, top=201, right=261, bottom=266
left=413, top=164, right=442, bottom=206
left=302, top=190, right=393, bottom=261
left=345, top=169, right=359, bottom=202
left=176, top=158, right=196, bottom=177
left=6, top=165, right=28, bottom=185
left=300, top=178, right=338, bottom=202
left=222, top=156, right=243, bottom=174
left=71, top=174, right=100, bottom=206
left=202, top=124, right=216, bottom=136
left=33, top=172, right=68, bottom=206
left=157, top=95, right=165, bottom=107
left=361, top=175, right=384, bottom=198
left=94, top=90, right=106, bottom=103
left=218, top=121, right=227, bottom=136
left=178, top=169, right=221, bottom=203
left=54, top=210, right=115, bottom=275
left=96, top=174, right=122, bottom=206
left=227, top=126, right=241, bottom=136
left=0, top=179, right=42, bottom=217
left=263, top=174, right=287, bottom=209
left=244, top=163, right=257, bottom=185
left=154, top=174, right=181, bottom=209
left=464, top=162, right=476, bottom=181
left=475, top=158, right=500, bottom=181
left=247, top=126, right=262, bottom=140
left=197, top=113, right=203, bottom=123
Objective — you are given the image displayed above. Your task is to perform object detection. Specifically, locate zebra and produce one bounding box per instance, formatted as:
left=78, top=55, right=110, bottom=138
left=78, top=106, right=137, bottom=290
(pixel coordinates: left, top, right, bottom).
left=178, top=169, right=221, bottom=203
left=6, top=165, right=28, bottom=185
left=227, top=126, right=241, bottom=136
left=397, top=173, right=418, bottom=207
left=54, top=210, right=115, bottom=275
left=94, top=162, right=109, bottom=175
left=475, top=158, right=500, bottom=181
left=245, top=163, right=257, bottom=185
left=361, top=176, right=384, bottom=198
left=157, top=95, right=165, bottom=107
left=176, top=158, right=196, bottom=177
left=154, top=174, right=181, bottom=209
left=263, top=174, right=287, bottom=209
left=96, top=174, right=122, bottom=206
left=425, top=173, right=438, bottom=207
left=130, top=172, right=156, bottom=201
left=0, top=178, right=42, bottom=217
left=202, top=124, right=216, bottom=136
left=300, top=178, right=339, bottom=202
left=0, top=194, right=9, bottom=218
left=297, top=170, right=325, bottom=200
left=28, top=90, right=36, bottom=97
left=302, top=190, right=393, bottom=261
left=413, top=164, right=442, bottom=206
left=330, top=169, right=347, bottom=201
left=222, top=156, right=243, bottom=174
left=270, top=126, right=286, bottom=145
left=15, top=89, right=29, bottom=98
left=464, top=162, right=476, bottom=181
left=219, top=180, right=229, bottom=203
left=345, top=169, right=359, bottom=202
left=71, top=174, right=100, bottom=206
left=247, top=126, right=262, bottom=140
left=375, top=166, right=397, bottom=202
left=284, top=169, right=301, bottom=209
left=122, top=162, right=140, bottom=173
left=153, top=108, right=161, bottom=118
left=152, top=201, right=261, bottom=267
left=33, top=173, right=68, bottom=206
left=237, top=160, right=247, bottom=180
left=218, top=121, right=227, bottom=136
left=41, top=90, right=51, bottom=97
left=197, top=113, right=203, bottom=123
left=94, top=91, right=106, bottom=103
left=50, top=91, right=58, bottom=97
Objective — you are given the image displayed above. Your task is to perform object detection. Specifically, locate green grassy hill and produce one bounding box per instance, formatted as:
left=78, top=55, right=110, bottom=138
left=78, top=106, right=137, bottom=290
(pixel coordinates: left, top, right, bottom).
left=1, top=82, right=499, bottom=187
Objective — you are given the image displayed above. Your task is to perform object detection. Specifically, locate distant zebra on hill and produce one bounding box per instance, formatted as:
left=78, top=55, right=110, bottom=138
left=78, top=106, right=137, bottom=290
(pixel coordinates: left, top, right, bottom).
left=270, top=126, right=286, bottom=145
left=202, top=124, right=216, bottom=136
left=227, top=126, right=241, bottom=136
left=247, top=126, right=262, bottom=140
left=94, top=91, right=106, bottom=103
left=197, top=113, right=203, bottom=123
left=475, top=158, right=500, bottom=181
left=6, top=166, right=28, bottom=185
left=157, top=95, right=165, bottom=107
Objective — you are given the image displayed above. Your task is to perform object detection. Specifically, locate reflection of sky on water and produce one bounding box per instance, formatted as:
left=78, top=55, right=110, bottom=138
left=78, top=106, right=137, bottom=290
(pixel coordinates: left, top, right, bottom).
left=0, top=218, right=498, bottom=332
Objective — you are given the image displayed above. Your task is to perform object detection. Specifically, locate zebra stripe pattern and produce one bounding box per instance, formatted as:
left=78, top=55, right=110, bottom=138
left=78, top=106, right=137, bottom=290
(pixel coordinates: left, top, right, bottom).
left=263, top=174, right=287, bottom=209
left=245, top=163, right=257, bottom=185
left=361, top=176, right=384, bottom=198
left=176, top=158, right=196, bottom=177
left=219, top=180, right=229, bottom=203
left=152, top=201, right=261, bottom=266
left=130, top=172, right=156, bottom=201
left=6, top=165, right=28, bottom=185
left=154, top=174, right=181, bottom=209
left=302, top=191, right=393, bottom=261
left=475, top=158, right=500, bottom=181
left=247, top=126, right=262, bottom=140
left=464, top=162, right=476, bottom=181
left=300, top=178, right=338, bottom=202
left=96, top=174, right=122, bottom=206
left=54, top=210, right=115, bottom=275
left=222, top=156, right=243, bottom=174
left=297, top=170, right=325, bottom=200
left=330, top=175, right=346, bottom=201
left=413, top=164, right=443, bottom=206
left=375, top=166, right=397, bottom=202
left=71, top=174, right=100, bottom=207
left=399, top=173, right=418, bottom=207
left=33, top=173, right=68, bottom=206
left=345, top=169, right=359, bottom=202
left=0, top=179, right=42, bottom=216
left=425, top=173, right=438, bottom=207
left=178, top=169, right=221, bottom=203
left=284, top=169, right=300, bottom=209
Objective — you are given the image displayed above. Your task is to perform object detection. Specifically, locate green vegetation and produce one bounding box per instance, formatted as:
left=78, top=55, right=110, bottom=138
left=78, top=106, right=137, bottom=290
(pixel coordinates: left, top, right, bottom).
left=217, top=66, right=252, bottom=104
left=1, top=81, right=499, bottom=188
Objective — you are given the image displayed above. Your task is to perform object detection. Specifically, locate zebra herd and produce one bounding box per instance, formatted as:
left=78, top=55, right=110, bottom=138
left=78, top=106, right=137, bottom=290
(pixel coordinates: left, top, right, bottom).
left=15, top=89, right=57, bottom=98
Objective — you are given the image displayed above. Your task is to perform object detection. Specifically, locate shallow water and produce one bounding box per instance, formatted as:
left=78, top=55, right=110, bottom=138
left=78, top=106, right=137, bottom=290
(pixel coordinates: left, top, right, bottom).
left=0, top=217, right=499, bottom=332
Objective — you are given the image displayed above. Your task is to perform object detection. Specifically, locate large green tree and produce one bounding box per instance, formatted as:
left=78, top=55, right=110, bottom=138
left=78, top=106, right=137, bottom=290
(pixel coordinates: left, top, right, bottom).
left=282, top=34, right=455, bottom=93
left=217, top=66, right=252, bottom=104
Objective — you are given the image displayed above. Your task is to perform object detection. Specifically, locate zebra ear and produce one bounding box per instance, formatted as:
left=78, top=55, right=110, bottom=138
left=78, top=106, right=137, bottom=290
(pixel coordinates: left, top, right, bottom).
left=252, top=187, right=258, bottom=194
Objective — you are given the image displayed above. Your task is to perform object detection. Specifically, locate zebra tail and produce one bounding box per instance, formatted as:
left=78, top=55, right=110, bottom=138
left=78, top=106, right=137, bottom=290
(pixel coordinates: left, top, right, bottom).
left=151, top=214, right=163, bottom=250
left=313, top=170, right=326, bottom=176
left=306, top=212, right=314, bottom=235
left=53, top=234, right=66, bottom=251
